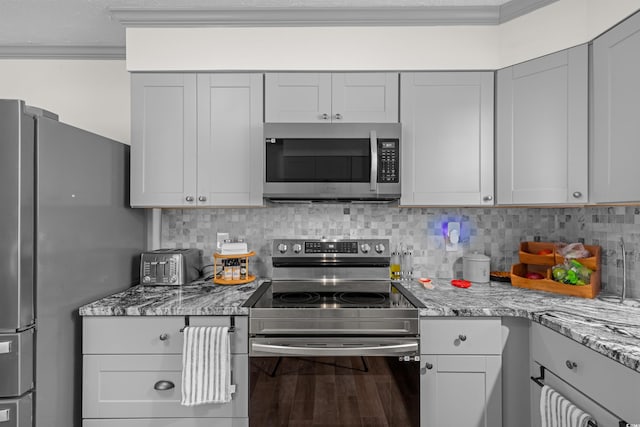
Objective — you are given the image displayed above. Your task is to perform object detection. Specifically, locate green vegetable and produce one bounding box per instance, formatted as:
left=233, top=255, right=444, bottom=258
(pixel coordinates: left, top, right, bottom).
left=552, top=267, right=566, bottom=281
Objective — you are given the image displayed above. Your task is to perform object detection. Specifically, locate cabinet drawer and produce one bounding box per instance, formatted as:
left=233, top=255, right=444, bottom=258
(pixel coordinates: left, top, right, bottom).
left=84, top=418, right=248, bottom=427
left=83, top=316, right=248, bottom=355
left=83, top=354, right=248, bottom=419
left=531, top=323, right=640, bottom=422
left=420, top=318, right=502, bottom=355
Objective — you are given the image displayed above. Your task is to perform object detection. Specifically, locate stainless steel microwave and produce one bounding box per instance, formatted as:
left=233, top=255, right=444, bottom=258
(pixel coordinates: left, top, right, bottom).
left=263, top=123, right=401, bottom=201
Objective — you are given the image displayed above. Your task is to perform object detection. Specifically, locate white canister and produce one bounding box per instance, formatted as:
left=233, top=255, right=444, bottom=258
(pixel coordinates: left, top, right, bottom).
left=463, top=253, right=490, bottom=283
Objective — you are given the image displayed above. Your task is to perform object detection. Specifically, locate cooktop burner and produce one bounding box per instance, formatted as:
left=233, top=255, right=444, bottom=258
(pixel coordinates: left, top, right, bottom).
left=275, top=292, right=321, bottom=305
left=336, top=292, right=387, bottom=305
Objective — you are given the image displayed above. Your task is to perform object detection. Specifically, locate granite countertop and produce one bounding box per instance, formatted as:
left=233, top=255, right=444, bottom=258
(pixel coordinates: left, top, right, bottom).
left=79, top=278, right=640, bottom=373
left=79, top=280, right=261, bottom=316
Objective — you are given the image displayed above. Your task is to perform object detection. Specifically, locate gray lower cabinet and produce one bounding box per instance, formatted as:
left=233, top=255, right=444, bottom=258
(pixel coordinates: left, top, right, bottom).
left=420, top=318, right=502, bottom=427
left=496, top=44, right=588, bottom=205
left=130, top=73, right=263, bottom=207
left=82, top=316, right=248, bottom=427
left=265, top=72, right=399, bottom=123
left=592, top=11, right=640, bottom=203
left=400, top=72, right=494, bottom=206
left=530, top=323, right=640, bottom=426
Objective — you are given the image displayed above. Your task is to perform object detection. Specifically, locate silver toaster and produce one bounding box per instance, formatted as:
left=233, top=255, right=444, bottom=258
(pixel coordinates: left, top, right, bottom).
left=140, top=249, right=202, bottom=285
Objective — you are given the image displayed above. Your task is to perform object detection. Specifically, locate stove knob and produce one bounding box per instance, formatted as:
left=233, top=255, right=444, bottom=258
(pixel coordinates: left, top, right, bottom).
left=360, top=243, right=371, bottom=253
left=375, top=243, right=386, bottom=254
left=292, top=243, right=302, bottom=253
left=277, top=243, right=288, bottom=253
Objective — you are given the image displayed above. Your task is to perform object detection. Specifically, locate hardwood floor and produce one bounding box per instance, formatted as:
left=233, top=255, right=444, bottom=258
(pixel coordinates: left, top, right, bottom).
left=249, top=356, right=420, bottom=427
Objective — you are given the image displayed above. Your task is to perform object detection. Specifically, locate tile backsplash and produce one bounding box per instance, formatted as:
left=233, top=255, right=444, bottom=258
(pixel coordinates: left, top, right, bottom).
left=161, top=204, right=640, bottom=298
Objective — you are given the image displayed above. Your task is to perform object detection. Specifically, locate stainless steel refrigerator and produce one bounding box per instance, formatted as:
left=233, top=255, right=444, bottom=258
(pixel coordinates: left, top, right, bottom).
left=0, top=99, right=146, bottom=427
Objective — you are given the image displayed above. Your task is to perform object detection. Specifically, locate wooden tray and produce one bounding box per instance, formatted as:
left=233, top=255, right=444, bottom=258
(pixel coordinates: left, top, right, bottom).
left=555, top=245, right=601, bottom=271
left=213, top=251, right=256, bottom=285
left=518, top=242, right=556, bottom=266
left=510, top=263, right=601, bottom=299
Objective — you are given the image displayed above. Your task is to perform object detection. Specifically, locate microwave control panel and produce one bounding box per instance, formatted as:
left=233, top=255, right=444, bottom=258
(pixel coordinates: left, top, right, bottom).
left=378, top=139, right=399, bottom=183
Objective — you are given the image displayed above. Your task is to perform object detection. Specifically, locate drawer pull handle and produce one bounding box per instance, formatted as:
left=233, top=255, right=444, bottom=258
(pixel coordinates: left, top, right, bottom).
left=154, top=380, right=175, bottom=391
left=458, top=334, right=467, bottom=341
left=425, top=363, right=433, bottom=370
left=0, top=408, right=10, bottom=422
left=159, top=333, right=169, bottom=341
left=565, top=360, right=577, bottom=370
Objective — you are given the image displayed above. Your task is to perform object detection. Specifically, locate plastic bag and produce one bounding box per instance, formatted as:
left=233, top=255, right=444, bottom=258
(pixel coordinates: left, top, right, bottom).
left=551, top=260, right=592, bottom=286
left=555, top=242, right=590, bottom=259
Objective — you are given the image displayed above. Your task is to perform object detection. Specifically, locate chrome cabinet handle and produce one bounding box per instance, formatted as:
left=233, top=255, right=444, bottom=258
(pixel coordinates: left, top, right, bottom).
left=334, top=113, right=343, bottom=120
left=483, top=195, right=493, bottom=201
left=425, top=362, right=433, bottom=370
left=572, top=191, right=582, bottom=198
left=0, top=341, right=11, bottom=354
left=0, top=408, right=10, bottom=422
left=159, top=333, right=168, bottom=341
left=154, top=380, right=175, bottom=391
left=321, top=113, right=330, bottom=120
left=565, top=360, right=577, bottom=369
left=198, top=196, right=207, bottom=202
left=458, top=334, right=467, bottom=341
left=185, top=196, right=194, bottom=202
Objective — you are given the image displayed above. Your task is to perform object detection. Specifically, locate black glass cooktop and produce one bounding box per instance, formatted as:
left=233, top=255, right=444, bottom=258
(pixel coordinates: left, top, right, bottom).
left=252, top=283, right=417, bottom=309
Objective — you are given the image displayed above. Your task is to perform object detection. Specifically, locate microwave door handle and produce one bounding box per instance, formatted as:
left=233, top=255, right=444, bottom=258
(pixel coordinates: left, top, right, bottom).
left=370, top=130, right=378, bottom=192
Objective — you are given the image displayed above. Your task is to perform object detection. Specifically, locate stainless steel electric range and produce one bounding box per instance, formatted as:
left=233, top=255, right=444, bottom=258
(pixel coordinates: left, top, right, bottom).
left=244, top=238, right=424, bottom=358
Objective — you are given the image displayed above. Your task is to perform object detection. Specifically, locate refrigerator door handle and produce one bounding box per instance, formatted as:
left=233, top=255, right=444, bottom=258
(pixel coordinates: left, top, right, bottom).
left=0, top=408, right=9, bottom=422
left=0, top=341, right=11, bottom=354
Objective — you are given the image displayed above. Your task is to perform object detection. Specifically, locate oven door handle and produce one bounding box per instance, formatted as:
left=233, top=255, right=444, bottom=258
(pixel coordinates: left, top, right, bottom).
left=251, top=342, right=418, bottom=357
left=370, top=130, right=378, bottom=192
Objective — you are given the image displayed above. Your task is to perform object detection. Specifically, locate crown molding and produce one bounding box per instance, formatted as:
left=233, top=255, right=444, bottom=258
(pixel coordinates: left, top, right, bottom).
left=499, top=0, right=558, bottom=23
left=109, top=6, right=502, bottom=27
left=109, top=1, right=558, bottom=28
left=0, top=45, right=125, bottom=60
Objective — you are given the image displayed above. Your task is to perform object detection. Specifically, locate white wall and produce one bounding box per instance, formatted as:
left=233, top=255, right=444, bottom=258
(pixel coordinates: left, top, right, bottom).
left=126, top=0, right=640, bottom=71
left=0, top=59, right=131, bottom=144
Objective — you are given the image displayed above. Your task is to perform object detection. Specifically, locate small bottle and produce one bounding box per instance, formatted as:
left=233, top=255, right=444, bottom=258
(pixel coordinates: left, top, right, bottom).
left=240, top=257, right=248, bottom=279
left=223, top=259, right=233, bottom=281
left=402, top=250, right=413, bottom=280
left=390, top=250, right=401, bottom=280
left=232, top=258, right=241, bottom=280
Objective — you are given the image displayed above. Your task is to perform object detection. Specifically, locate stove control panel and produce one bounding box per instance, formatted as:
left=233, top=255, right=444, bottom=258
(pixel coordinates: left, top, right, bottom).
left=272, top=239, right=390, bottom=257
left=305, top=241, right=358, bottom=254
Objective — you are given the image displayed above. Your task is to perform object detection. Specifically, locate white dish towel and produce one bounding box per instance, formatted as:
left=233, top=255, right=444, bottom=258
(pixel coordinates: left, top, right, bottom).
left=540, top=384, right=594, bottom=427
left=181, top=326, right=233, bottom=406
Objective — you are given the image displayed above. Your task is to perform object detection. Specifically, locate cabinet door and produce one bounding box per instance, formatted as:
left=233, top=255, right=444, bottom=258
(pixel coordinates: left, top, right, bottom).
left=401, top=72, right=494, bottom=206
left=421, top=355, right=502, bottom=427
left=496, top=45, right=588, bottom=205
left=131, top=74, right=197, bottom=207
left=197, top=74, right=264, bottom=206
left=331, top=73, right=398, bottom=123
left=593, top=12, right=640, bottom=203
left=264, top=73, right=332, bottom=123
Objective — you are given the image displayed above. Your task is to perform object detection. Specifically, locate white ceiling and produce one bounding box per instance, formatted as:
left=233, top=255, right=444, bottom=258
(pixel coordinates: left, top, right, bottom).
left=0, top=0, right=542, bottom=56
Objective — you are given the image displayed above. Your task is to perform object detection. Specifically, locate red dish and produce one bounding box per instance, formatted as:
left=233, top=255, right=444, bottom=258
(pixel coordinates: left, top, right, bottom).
left=451, top=279, right=472, bottom=288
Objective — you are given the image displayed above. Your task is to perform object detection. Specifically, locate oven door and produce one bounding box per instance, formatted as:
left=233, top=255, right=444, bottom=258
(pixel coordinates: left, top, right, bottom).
left=250, top=337, right=419, bottom=357
left=263, top=123, right=400, bottom=200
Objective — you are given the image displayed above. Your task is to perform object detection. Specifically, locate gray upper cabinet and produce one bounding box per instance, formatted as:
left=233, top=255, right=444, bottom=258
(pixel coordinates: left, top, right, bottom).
left=592, top=11, right=640, bottom=203
left=197, top=74, right=264, bottom=206
left=131, top=73, right=198, bottom=207
left=265, top=72, right=398, bottom=123
left=131, top=73, right=264, bottom=207
left=400, top=72, right=494, bottom=206
left=496, top=45, right=588, bottom=205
